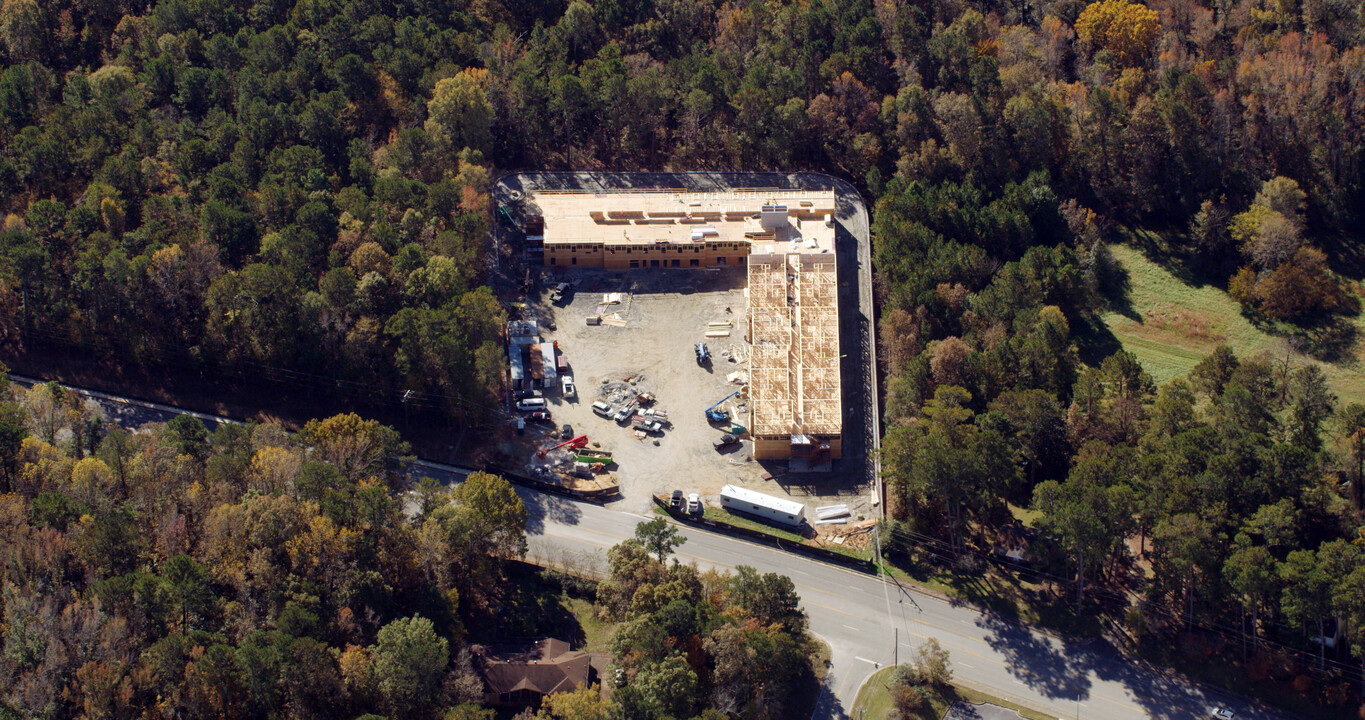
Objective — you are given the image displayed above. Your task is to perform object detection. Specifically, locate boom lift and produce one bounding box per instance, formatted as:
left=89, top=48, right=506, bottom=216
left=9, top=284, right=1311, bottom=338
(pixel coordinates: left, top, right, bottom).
left=705, top=391, right=740, bottom=423
left=537, top=434, right=588, bottom=459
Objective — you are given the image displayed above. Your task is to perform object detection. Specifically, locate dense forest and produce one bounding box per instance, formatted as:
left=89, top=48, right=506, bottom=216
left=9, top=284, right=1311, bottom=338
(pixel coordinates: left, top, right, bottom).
left=2, top=0, right=1365, bottom=713
left=1, top=0, right=1361, bottom=423
left=0, top=376, right=817, bottom=719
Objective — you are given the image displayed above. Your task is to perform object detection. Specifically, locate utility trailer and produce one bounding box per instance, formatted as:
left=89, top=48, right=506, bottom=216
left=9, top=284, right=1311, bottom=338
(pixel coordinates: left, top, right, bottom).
left=719, top=485, right=807, bottom=529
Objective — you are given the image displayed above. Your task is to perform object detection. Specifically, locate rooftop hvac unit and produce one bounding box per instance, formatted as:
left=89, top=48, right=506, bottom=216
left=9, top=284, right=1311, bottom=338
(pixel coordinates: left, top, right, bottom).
left=760, top=205, right=788, bottom=229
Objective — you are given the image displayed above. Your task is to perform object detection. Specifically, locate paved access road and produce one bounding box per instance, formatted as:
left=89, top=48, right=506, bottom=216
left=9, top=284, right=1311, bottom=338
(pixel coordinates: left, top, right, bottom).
left=520, top=497, right=1285, bottom=720
left=418, top=457, right=1286, bottom=720
left=26, top=381, right=1287, bottom=720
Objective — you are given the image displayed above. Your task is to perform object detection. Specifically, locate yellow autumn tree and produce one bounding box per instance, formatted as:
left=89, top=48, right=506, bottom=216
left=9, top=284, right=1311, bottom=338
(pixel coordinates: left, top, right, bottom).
left=249, top=445, right=302, bottom=494
left=70, top=457, right=114, bottom=509
left=1076, top=0, right=1160, bottom=67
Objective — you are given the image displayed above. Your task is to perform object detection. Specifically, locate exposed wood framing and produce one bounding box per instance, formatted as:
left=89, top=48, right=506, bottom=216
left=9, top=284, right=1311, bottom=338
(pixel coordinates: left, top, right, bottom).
left=747, top=251, right=841, bottom=438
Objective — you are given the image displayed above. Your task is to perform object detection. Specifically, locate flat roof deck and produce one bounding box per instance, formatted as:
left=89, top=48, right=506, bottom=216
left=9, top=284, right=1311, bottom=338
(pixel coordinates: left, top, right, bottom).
left=529, top=189, right=836, bottom=248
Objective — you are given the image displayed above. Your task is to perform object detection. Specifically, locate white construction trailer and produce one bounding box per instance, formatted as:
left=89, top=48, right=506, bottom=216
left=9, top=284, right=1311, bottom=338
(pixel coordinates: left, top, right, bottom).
left=719, top=485, right=807, bottom=529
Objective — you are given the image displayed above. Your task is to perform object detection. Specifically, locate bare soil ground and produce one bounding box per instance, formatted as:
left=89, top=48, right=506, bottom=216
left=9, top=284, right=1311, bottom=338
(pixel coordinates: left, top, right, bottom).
left=512, top=266, right=873, bottom=521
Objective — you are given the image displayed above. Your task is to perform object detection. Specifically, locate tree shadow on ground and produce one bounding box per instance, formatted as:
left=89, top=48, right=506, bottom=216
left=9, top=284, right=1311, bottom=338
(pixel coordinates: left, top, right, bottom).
left=1316, top=231, right=1365, bottom=281
left=1284, top=314, right=1362, bottom=364
left=519, top=491, right=584, bottom=536
left=472, top=562, right=588, bottom=647
left=975, top=612, right=1092, bottom=702
left=979, top=609, right=1227, bottom=720
left=1072, top=313, right=1126, bottom=368
left=1096, top=238, right=1140, bottom=320
left=1079, top=635, right=1219, bottom=720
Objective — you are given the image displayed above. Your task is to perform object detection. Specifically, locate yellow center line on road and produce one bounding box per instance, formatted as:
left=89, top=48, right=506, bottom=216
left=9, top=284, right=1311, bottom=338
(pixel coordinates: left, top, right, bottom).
left=803, top=601, right=854, bottom=617
left=541, top=526, right=1142, bottom=715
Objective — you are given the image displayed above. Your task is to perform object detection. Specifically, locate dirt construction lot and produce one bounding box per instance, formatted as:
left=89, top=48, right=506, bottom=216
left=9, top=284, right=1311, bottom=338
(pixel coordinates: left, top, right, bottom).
left=523, top=267, right=873, bottom=520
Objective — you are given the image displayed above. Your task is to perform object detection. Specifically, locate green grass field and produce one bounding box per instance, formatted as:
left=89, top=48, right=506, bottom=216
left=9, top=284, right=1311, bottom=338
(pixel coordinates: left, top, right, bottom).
left=851, top=667, right=1055, bottom=720
left=1100, top=244, right=1365, bottom=406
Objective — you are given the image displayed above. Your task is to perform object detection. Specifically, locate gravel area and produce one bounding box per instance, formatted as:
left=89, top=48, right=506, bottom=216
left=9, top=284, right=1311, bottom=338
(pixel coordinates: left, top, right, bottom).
left=494, top=172, right=878, bottom=522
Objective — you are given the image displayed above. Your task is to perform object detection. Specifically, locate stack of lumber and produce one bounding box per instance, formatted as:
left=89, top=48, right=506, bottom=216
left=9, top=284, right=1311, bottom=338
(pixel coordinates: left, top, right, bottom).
left=705, top=320, right=732, bottom=338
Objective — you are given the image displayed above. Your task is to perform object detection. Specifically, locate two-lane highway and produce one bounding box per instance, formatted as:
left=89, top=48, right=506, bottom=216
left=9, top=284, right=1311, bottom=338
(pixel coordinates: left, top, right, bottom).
left=27, top=381, right=1289, bottom=720
left=496, top=484, right=1288, bottom=720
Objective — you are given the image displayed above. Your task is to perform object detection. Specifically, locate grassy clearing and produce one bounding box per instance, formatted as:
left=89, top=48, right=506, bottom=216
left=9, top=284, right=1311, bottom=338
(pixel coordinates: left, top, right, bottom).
left=488, top=563, right=609, bottom=648
left=700, top=506, right=809, bottom=543
left=1100, top=244, right=1365, bottom=405
left=563, top=596, right=616, bottom=654
left=852, top=667, right=1054, bottom=720
left=851, top=667, right=910, bottom=720
left=1007, top=502, right=1042, bottom=527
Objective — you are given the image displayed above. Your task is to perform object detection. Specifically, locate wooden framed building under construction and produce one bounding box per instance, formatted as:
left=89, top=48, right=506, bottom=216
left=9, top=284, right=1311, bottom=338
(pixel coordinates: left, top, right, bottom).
left=524, top=187, right=843, bottom=464
left=746, top=242, right=842, bottom=462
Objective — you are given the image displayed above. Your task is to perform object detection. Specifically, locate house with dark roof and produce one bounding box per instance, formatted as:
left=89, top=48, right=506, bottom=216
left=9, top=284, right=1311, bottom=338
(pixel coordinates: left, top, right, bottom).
left=475, top=638, right=593, bottom=708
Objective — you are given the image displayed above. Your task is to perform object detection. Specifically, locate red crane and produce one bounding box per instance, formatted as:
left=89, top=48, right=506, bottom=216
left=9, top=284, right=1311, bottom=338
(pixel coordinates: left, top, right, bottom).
left=536, top=434, right=588, bottom=459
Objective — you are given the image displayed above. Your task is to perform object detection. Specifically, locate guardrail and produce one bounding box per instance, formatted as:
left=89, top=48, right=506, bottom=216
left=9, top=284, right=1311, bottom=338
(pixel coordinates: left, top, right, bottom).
left=651, top=496, right=876, bottom=574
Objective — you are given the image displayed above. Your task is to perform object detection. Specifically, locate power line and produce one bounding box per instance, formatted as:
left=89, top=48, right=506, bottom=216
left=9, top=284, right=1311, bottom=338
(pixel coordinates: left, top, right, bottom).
left=876, top=521, right=1365, bottom=681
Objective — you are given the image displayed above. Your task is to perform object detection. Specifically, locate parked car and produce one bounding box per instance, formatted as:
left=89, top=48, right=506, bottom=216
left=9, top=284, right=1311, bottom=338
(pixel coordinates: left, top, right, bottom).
left=613, top=668, right=626, bottom=687
left=561, top=375, right=575, bottom=399
left=591, top=400, right=612, bottom=417
left=1209, top=709, right=1234, bottom=720
left=613, top=402, right=637, bottom=424
left=514, top=388, right=543, bottom=400
left=515, top=397, right=547, bottom=411
left=713, top=433, right=739, bottom=450
left=525, top=410, right=551, bottom=422
left=686, top=493, right=702, bottom=515
left=695, top=342, right=710, bottom=365
left=669, top=490, right=683, bottom=510
left=561, top=424, right=574, bottom=440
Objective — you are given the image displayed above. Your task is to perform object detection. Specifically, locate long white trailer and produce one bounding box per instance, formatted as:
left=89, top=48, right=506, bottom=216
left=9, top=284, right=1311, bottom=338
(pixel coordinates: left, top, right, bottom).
left=719, top=484, right=807, bottom=528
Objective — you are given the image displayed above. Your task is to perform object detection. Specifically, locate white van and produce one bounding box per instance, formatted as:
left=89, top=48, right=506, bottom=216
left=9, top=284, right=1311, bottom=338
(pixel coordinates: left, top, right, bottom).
left=516, top=397, right=547, bottom=411
left=591, top=401, right=612, bottom=417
